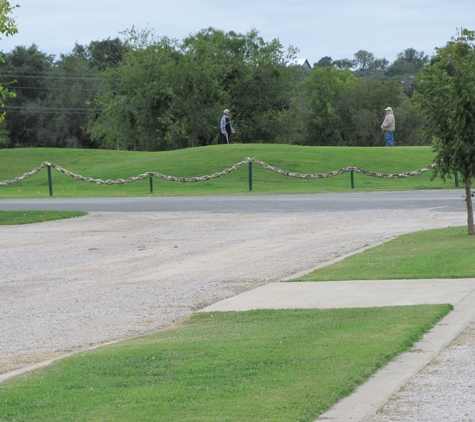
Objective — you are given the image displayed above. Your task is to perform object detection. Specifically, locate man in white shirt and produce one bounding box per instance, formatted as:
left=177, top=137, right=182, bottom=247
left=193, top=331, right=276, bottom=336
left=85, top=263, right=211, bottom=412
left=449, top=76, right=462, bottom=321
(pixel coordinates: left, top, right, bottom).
left=381, top=107, right=395, bottom=146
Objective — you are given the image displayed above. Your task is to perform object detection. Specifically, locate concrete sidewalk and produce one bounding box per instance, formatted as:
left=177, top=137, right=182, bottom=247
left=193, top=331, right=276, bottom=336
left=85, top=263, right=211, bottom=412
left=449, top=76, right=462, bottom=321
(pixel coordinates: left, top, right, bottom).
left=201, top=279, right=475, bottom=422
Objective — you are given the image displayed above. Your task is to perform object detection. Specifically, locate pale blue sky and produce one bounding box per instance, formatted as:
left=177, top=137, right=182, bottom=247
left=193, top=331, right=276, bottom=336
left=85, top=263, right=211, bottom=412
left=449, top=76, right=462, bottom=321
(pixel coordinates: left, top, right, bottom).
left=1, top=0, right=474, bottom=64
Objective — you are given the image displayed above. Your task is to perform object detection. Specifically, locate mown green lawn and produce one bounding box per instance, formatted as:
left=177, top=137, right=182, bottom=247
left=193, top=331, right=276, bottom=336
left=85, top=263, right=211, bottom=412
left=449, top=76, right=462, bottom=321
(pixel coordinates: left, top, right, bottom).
left=0, top=306, right=451, bottom=422
left=292, top=226, right=475, bottom=281
left=0, top=145, right=458, bottom=198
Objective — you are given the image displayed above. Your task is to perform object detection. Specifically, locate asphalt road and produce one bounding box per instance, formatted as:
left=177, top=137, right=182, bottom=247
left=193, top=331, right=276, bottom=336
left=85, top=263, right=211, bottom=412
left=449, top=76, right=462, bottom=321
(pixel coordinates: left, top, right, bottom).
left=0, top=190, right=467, bottom=213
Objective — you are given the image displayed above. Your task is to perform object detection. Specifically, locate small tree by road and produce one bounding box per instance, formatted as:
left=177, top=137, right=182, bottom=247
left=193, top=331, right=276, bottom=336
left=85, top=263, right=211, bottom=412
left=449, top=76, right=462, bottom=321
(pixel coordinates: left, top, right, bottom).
left=413, top=29, right=475, bottom=235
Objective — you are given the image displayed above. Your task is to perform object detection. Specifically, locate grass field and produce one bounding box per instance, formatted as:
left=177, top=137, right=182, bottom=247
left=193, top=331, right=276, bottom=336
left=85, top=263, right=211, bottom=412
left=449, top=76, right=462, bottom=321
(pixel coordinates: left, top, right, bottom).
left=0, top=210, right=87, bottom=225
left=292, top=225, right=475, bottom=281
left=0, top=145, right=459, bottom=198
left=0, top=306, right=451, bottom=422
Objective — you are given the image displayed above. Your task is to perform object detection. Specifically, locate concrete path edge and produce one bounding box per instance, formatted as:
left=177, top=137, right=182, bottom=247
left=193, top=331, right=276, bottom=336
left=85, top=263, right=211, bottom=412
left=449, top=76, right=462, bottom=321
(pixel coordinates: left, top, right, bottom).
left=317, top=288, right=475, bottom=421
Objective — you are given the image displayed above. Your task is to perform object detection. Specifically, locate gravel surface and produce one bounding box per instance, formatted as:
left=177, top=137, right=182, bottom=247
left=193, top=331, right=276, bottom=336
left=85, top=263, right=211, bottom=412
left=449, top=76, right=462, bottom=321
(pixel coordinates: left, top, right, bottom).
left=0, top=209, right=466, bottom=377
left=367, top=322, right=475, bottom=422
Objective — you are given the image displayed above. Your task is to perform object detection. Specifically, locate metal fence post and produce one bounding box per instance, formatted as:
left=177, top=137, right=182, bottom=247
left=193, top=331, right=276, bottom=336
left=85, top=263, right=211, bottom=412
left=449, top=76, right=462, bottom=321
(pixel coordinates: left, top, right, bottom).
left=350, top=170, right=355, bottom=189
left=47, top=165, right=53, bottom=197
left=149, top=175, right=154, bottom=193
left=454, top=169, right=459, bottom=187
left=248, top=162, right=253, bottom=192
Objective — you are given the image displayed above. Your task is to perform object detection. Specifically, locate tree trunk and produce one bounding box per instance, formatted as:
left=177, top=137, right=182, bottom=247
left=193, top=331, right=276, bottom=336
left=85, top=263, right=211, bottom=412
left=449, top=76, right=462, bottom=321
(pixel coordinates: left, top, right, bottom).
left=464, top=178, right=475, bottom=235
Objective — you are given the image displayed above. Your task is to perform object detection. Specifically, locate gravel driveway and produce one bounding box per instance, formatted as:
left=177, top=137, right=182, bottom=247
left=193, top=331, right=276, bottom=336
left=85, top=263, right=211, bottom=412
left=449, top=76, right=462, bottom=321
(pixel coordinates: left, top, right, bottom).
left=0, top=209, right=466, bottom=376
left=366, top=322, right=475, bottom=422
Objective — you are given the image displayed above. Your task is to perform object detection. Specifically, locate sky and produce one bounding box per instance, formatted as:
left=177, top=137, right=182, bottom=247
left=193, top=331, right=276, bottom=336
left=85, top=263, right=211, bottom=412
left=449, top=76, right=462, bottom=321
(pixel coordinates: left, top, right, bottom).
left=1, top=0, right=474, bottom=64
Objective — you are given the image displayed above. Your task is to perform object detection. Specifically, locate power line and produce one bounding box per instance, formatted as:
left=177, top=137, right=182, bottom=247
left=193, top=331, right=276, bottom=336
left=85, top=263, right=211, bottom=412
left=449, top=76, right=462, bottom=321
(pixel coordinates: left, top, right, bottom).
left=4, top=106, right=94, bottom=110
left=0, top=69, right=97, bottom=76
left=7, top=86, right=101, bottom=91
left=2, top=110, right=90, bottom=114
left=0, top=74, right=103, bottom=80
left=2, top=106, right=101, bottom=114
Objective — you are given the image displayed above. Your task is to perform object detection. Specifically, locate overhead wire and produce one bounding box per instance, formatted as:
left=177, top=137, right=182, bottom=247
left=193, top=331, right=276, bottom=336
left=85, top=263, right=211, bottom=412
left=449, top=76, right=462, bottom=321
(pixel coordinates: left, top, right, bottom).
left=2, top=106, right=102, bottom=114
left=5, top=86, right=101, bottom=91
left=0, top=68, right=104, bottom=79
left=1, top=110, right=90, bottom=114
left=0, top=74, right=103, bottom=80
left=0, top=69, right=100, bottom=76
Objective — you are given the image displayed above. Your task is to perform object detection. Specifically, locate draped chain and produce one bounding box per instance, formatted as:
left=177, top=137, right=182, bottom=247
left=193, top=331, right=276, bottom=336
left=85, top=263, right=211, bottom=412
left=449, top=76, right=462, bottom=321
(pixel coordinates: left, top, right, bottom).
left=0, top=158, right=437, bottom=186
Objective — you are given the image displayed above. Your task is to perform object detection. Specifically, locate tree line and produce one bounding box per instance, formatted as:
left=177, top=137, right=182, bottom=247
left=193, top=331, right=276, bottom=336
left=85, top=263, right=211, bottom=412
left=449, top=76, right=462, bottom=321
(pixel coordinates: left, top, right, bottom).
left=0, top=27, right=430, bottom=150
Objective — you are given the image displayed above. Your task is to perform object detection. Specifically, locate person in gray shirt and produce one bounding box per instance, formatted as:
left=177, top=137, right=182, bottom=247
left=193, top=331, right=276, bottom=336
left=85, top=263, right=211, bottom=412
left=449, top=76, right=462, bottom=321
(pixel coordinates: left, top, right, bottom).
left=219, top=109, right=235, bottom=144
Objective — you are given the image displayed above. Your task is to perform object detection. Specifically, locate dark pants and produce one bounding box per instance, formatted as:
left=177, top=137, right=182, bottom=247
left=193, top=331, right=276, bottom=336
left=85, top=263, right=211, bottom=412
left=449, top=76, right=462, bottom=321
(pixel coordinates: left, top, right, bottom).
left=220, top=133, right=230, bottom=144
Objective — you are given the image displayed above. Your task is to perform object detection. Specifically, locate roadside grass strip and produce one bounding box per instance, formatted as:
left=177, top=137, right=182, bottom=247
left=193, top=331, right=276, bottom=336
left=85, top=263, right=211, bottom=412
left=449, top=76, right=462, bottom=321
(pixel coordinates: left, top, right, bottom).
left=0, top=211, right=87, bottom=225
left=293, top=226, right=475, bottom=282
left=0, top=306, right=451, bottom=422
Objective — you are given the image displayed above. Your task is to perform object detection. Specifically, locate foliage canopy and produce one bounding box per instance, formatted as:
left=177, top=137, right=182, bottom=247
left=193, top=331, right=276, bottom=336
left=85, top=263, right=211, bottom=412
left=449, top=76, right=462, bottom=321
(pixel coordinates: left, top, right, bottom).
left=87, top=28, right=299, bottom=150
left=0, top=25, right=430, bottom=150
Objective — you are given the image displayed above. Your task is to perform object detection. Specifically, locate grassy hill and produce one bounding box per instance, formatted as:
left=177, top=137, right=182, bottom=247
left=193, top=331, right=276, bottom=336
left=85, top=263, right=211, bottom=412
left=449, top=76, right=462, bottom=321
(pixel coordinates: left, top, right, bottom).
left=0, top=145, right=457, bottom=198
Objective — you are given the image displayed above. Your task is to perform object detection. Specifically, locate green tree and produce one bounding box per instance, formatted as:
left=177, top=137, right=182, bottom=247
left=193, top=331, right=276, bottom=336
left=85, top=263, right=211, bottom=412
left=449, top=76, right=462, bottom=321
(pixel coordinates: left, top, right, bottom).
left=353, top=50, right=374, bottom=73
left=370, top=57, right=389, bottom=71
left=315, top=56, right=333, bottom=67
left=292, top=67, right=408, bottom=146
left=88, top=27, right=299, bottom=150
left=333, top=58, right=354, bottom=70
left=35, top=52, right=101, bottom=148
left=209, top=28, right=298, bottom=144
left=413, top=29, right=475, bottom=234
left=0, top=44, right=54, bottom=146
left=386, top=48, right=429, bottom=77
left=389, top=98, right=427, bottom=146
left=0, top=0, right=18, bottom=129
left=297, top=66, right=357, bottom=145
left=88, top=32, right=184, bottom=151
left=0, top=37, right=127, bottom=148
left=0, top=0, right=17, bottom=37
left=72, top=38, right=127, bottom=70
left=338, top=78, right=403, bottom=145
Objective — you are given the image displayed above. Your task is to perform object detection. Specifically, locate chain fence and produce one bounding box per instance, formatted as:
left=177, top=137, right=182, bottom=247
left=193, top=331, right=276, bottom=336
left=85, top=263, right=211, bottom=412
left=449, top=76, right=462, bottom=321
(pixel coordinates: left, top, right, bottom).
left=0, top=157, right=437, bottom=187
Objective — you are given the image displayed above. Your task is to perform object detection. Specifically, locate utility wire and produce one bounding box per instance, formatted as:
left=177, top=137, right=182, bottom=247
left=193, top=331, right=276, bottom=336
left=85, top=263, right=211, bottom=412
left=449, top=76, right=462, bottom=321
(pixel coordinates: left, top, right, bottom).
left=4, top=106, right=94, bottom=110
left=0, top=69, right=98, bottom=76
left=0, top=74, right=103, bottom=80
left=2, top=110, right=90, bottom=114
left=7, top=86, right=101, bottom=91
left=2, top=106, right=101, bottom=114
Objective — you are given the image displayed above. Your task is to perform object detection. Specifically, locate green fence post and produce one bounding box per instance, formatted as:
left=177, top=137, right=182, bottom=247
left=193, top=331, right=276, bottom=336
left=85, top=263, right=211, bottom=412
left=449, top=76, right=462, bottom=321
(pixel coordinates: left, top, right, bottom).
left=149, top=175, right=154, bottom=193
left=47, top=165, right=53, bottom=197
left=350, top=170, right=355, bottom=189
left=454, top=169, right=459, bottom=187
left=248, top=162, right=253, bottom=192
